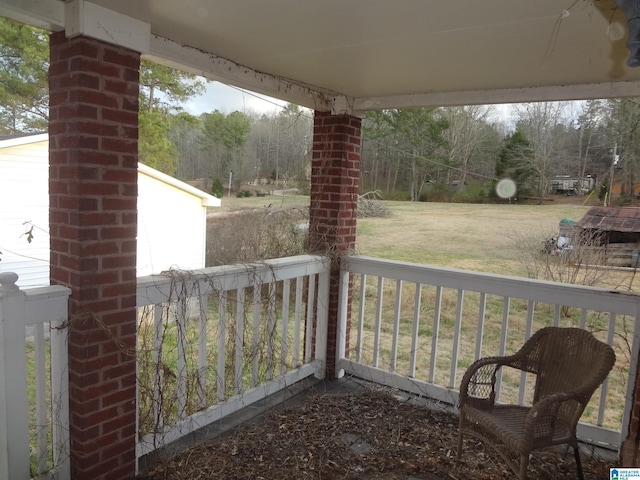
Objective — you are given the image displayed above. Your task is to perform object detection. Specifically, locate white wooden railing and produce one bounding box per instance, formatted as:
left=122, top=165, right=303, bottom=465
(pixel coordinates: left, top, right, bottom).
left=135, top=255, right=330, bottom=462
left=4, top=253, right=640, bottom=477
left=337, top=256, right=640, bottom=449
left=0, top=272, right=71, bottom=480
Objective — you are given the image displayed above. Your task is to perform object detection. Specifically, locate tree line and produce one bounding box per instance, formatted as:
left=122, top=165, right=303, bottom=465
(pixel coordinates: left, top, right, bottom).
left=2, top=17, right=640, bottom=202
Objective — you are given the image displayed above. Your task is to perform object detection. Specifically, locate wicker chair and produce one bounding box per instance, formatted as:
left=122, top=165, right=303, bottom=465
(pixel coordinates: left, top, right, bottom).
left=457, top=327, right=616, bottom=480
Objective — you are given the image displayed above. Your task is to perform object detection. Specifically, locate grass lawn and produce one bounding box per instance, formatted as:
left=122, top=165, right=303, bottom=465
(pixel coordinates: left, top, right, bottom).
left=356, top=201, right=592, bottom=276
left=217, top=193, right=639, bottom=288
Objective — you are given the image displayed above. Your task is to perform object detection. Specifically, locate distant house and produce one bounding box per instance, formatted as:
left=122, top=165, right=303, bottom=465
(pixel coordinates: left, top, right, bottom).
left=549, top=175, right=595, bottom=195
left=0, top=133, right=220, bottom=287
left=576, top=206, right=640, bottom=266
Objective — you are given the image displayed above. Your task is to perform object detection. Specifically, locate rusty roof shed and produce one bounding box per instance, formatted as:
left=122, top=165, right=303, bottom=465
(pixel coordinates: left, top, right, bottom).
left=577, top=206, right=640, bottom=233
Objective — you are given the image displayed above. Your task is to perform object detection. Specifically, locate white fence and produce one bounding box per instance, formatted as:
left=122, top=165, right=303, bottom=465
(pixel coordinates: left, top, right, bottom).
left=0, top=272, right=70, bottom=480
left=337, top=255, right=640, bottom=449
left=135, top=255, right=330, bottom=462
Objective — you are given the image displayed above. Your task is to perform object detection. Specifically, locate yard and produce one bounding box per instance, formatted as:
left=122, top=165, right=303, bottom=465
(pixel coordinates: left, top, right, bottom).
left=133, top=196, right=632, bottom=479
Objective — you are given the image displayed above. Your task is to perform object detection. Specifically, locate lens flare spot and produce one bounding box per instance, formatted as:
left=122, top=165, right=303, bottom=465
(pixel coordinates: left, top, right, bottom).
left=496, top=178, right=517, bottom=199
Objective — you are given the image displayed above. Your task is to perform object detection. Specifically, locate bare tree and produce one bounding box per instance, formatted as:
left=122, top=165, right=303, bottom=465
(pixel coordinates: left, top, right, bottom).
left=441, top=105, right=499, bottom=190
left=515, top=102, right=570, bottom=202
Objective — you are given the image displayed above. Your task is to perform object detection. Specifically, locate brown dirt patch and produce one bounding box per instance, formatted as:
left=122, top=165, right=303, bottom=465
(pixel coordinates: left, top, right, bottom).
left=139, top=389, right=613, bottom=480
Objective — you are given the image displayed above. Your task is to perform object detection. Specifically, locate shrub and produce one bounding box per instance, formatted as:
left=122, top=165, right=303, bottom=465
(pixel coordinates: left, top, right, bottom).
left=211, top=177, right=224, bottom=198
left=236, top=190, right=252, bottom=198
left=421, top=183, right=453, bottom=202
left=451, top=183, right=490, bottom=203
left=206, top=207, right=309, bottom=266
left=385, top=190, right=412, bottom=201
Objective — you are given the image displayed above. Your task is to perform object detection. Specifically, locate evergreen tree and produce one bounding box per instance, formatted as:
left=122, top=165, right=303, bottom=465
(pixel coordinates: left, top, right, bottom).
left=0, top=18, right=48, bottom=133
left=494, top=129, right=535, bottom=197
left=211, top=177, right=224, bottom=198
left=138, top=61, right=206, bottom=174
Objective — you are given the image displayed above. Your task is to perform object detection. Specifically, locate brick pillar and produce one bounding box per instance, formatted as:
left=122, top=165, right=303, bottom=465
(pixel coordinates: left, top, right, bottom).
left=49, top=32, right=139, bottom=480
left=621, top=360, right=640, bottom=466
left=309, top=111, right=361, bottom=378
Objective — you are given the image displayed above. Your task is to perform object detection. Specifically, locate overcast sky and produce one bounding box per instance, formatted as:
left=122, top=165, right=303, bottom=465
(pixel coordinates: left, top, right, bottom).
left=182, top=81, right=288, bottom=116
left=182, top=80, right=521, bottom=128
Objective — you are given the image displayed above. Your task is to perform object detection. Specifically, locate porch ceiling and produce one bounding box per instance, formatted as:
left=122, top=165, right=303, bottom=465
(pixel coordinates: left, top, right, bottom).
left=5, top=0, right=640, bottom=112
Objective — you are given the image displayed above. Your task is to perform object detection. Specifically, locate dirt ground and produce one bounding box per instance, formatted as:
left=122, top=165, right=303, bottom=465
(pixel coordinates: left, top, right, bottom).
left=139, top=386, right=614, bottom=480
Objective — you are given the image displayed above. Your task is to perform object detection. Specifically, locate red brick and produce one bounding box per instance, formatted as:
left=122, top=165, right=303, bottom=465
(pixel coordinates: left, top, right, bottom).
left=51, top=32, right=139, bottom=480
left=102, top=107, right=138, bottom=125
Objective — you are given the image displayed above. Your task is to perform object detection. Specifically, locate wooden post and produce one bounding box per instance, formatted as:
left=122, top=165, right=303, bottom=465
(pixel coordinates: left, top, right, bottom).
left=0, top=272, right=30, bottom=479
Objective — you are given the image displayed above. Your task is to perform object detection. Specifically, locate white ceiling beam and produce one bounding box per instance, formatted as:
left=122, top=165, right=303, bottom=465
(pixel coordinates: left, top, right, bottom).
left=0, top=0, right=64, bottom=31
left=65, top=0, right=150, bottom=53
left=354, top=81, right=640, bottom=112
left=146, top=35, right=338, bottom=112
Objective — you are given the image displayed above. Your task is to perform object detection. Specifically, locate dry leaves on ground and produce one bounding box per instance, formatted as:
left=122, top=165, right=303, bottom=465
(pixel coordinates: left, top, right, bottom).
left=140, top=389, right=613, bottom=480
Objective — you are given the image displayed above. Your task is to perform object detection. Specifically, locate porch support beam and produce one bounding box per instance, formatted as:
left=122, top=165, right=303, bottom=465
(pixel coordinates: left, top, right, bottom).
left=354, top=81, right=640, bottom=112
left=49, top=31, right=140, bottom=480
left=308, top=112, right=361, bottom=378
left=0, top=0, right=63, bottom=31
left=145, top=35, right=338, bottom=112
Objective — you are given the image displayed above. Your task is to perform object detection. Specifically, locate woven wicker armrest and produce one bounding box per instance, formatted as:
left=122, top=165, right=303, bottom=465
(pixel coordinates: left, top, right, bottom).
left=459, top=354, right=523, bottom=408
left=522, top=391, right=581, bottom=447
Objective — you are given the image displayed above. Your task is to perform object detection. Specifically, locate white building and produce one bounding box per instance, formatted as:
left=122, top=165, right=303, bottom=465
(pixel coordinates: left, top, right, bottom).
left=0, top=133, right=220, bottom=287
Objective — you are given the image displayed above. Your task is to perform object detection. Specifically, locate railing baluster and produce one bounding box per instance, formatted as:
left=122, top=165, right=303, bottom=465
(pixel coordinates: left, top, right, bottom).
left=235, top=288, right=245, bottom=394
left=198, top=293, right=208, bottom=409
left=495, top=296, right=510, bottom=401
left=475, top=293, right=487, bottom=360
left=598, top=312, right=617, bottom=426
left=153, top=304, right=164, bottom=430
left=217, top=291, right=227, bottom=402
left=266, top=282, right=276, bottom=380
left=409, top=283, right=422, bottom=378
left=579, top=307, right=588, bottom=329
left=50, top=317, right=70, bottom=480
left=176, top=299, right=187, bottom=419
left=281, top=280, right=291, bottom=374
left=304, top=275, right=316, bottom=364
left=428, top=286, right=442, bottom=384
left=518, top=300, right=536, bottom=406
left=390, top=279, right=402, bottom=372
left=373, top=276, right=383, bottom=368
left=449, top=289, right=464, bottom=389
left=356, top=274, right=367, bottom=363
left=252, top=284, right=261, bottom=386
left=553, top=304, right=561, bottom=327
left=293, top=277, right=303, bottom=367
left=34, top=323, right=48, bottom=476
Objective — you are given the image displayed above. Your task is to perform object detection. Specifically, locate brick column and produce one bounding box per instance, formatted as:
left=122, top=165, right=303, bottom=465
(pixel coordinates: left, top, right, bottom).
left=49, top=32, right=139, bottom=480
left=622, top=361, right=640, bottom=466
left=309, top=111, right=361, bottom=378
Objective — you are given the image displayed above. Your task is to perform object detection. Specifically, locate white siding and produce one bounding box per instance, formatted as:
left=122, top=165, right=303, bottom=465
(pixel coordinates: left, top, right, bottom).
left=0, top=135, right=218, bottom=286
left=0, top=136, right=50, bottom=287
left=137, top=170, right=209, bottom=276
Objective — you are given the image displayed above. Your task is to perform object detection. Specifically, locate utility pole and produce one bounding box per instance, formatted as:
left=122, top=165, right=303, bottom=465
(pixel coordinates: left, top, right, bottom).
left=607, top=143, right=618, bottom=206
left=228, top=170, right=232, bottom=197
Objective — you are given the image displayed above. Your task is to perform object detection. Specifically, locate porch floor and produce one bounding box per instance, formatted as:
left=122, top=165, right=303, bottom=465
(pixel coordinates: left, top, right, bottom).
left=137, top=376, right=617, bottom=479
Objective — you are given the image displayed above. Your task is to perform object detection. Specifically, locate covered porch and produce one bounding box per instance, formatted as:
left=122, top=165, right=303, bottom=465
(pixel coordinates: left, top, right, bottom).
left=2, top=1, right=640, bottom=479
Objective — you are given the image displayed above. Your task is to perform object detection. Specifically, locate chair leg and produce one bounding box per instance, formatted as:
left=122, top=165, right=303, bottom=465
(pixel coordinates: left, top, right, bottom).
left=519, top=453, right=529, bottom=480
left=574, top=446, right=585, bottom=480
left=456, top=415, right=464, bottom=459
